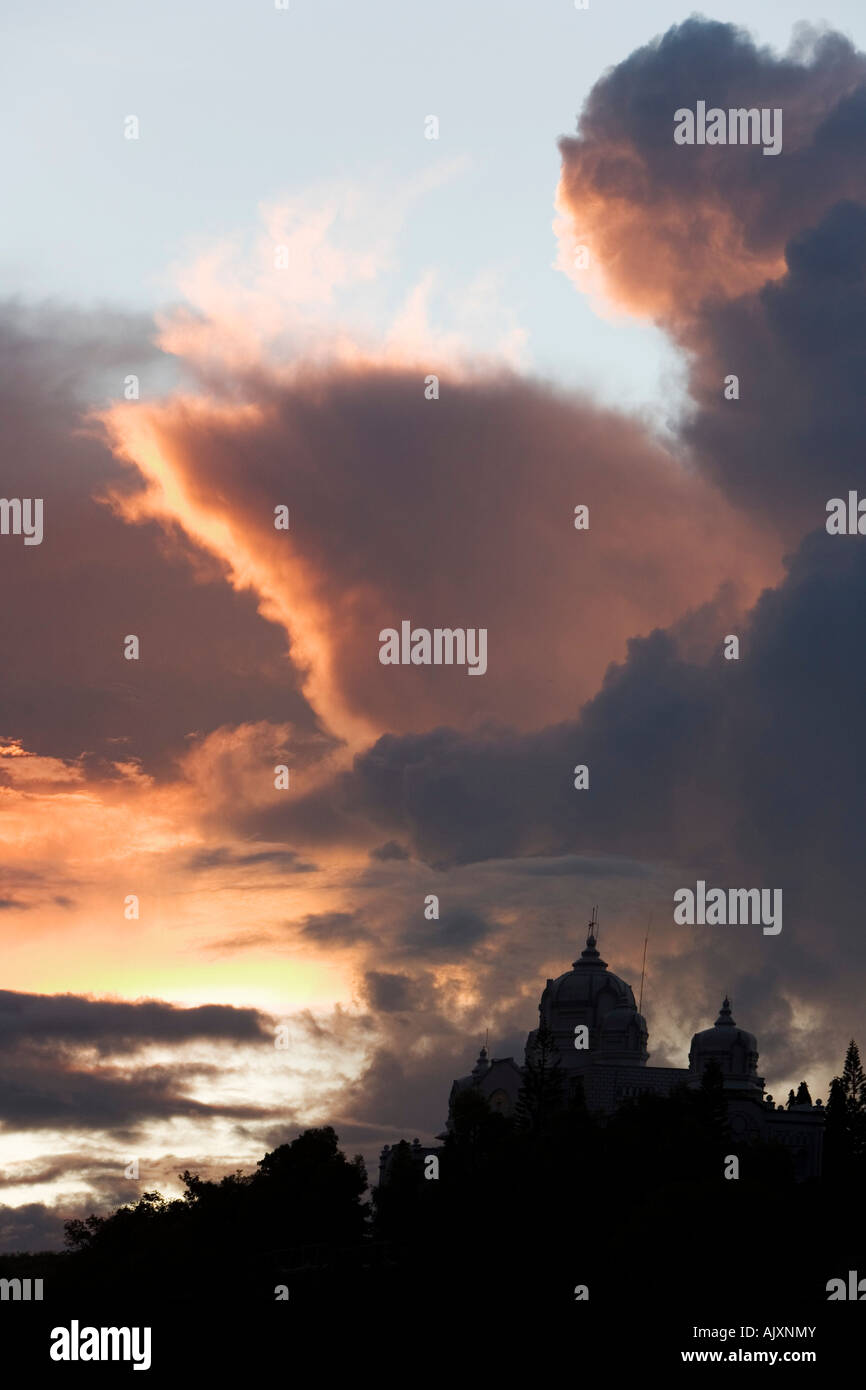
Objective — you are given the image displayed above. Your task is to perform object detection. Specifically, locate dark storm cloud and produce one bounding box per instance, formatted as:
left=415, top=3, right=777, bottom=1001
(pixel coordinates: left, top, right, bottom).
left=683, top=199, right=866, bottom=538
left=399, top=907, right=495, bottom=957
left=557, top=19, right=866, bottom=541
left=0, top=1201, right=74, bottom=1255
left=362, top=971, right=418, bottom=1013
left=0, top=990, right=277, bottom=1130
left=0, top=304, right=317, bottom=776
left=0, top=988, right=271, bottom=1052
left=342, top=721, right=581, bottom=867
left=298, top=912, right=372, bottom=946
left=338, top=531, right=866, bottom=999
left=342, top=1048, right=460, bottom=1140
left=501, top=854, right=653, bottom=879
left=369, top=840, right=410, bottom=861
left=558, top=19, right=866, bottom=316
left=0, top=1154, right=122, bottom=1191
left=205, top=911, right=373, bottom=952
left=0, top=1057, right=268, bottom=1133
left=187, top=846, right=317, bottom=873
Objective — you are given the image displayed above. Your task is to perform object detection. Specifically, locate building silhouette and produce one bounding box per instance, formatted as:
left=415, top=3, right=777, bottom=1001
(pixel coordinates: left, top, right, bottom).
left=381, top=914, right=824, bottom=1183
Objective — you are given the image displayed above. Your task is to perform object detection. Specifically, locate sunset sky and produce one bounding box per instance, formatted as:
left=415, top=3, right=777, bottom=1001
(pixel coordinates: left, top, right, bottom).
left=3, top=3, right=866, bottom=1251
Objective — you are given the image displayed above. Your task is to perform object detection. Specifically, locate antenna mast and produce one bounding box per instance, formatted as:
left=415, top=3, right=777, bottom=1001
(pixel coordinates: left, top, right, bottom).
left=638, top=915, right=651, bottom=1015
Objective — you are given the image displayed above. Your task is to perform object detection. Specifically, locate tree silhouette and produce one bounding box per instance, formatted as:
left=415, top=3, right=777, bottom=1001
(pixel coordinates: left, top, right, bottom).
left=824, top=1075, right=851, bottom=1178
left=841, top=1040, right=866, bottom=1112
left=515, top=1023, right=565, bottom=1136
left=824, top=1042, right=866, bottom=1180
left=35, top=1049, right=862, bottom=1328
left=60, top=1127, right=368, bottom=1299
left=251, top=1125, right=368, bottom=1246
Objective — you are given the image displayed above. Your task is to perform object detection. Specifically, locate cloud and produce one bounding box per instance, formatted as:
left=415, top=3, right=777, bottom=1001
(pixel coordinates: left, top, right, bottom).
left=0, top=1201, right=76, bottom=1255
left=4, top=15, right=866, bottom=1232
left=556, top=19, right=866, bottom=322
left=187, top=846, right=317, bottom=873
left=399, top=907, right=496, bottom=957
left=0, top=1057, right=268, bottom=1133
left=681, top=199, right=866, bottom=538
left=299, top=912, right=372, bottom=946
left=337, top=530, right=863, bottom=879
left=369, top=840, right=409, bottom=862
left=362, top=971, right=418, bottom=1014
left=0, top=989, right=271, bottom=1052
left=156, top=166, right=482, bottom=374
left=556, top=20, right=866, bottom=542
left=98, top=353, right=777, bottom=753
left=0, top=305, right=319, bottom=778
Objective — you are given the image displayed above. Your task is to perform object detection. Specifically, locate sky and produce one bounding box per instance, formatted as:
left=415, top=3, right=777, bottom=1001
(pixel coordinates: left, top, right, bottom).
left=2, top=2, right=866, bottom=1250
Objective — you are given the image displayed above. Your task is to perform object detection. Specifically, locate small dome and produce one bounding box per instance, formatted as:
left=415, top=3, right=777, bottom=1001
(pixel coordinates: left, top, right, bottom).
left=689, top=997, right=761, bottom=1091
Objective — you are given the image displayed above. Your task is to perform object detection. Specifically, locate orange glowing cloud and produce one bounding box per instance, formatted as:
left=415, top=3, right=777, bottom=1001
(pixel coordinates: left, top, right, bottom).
left=554, top=22, right=866, bottom=325
left=553, top=163, right=786, bottom=322
left=98, top=366, right=781, bottom=751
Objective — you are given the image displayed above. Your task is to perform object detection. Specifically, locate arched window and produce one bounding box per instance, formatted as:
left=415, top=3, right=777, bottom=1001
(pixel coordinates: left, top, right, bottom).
left=488, top=1089, right=511, bottom=1115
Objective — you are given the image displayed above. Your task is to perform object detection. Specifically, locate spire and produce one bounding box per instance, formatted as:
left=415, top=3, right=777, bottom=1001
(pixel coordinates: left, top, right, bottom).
left=715, top=996, right=735, bottom=1027
left=587, top=903, right=599, bottom=949
left=573, top=905, right=606, bottom=968
left=471, top=1044, right=490, bottom=1079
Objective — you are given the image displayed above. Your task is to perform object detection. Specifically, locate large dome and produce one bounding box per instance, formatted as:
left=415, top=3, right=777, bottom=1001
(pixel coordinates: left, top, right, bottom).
left=688, top=998, right=762, bottom=1093
left=527, top=920, right=648, bottom=1071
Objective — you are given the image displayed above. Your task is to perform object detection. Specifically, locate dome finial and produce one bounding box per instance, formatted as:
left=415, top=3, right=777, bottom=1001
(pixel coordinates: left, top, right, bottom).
left=574, top=905, right=605, bottom=967
left=471, top=1038, right=490, bottom=1078
left=716, top=996, right=735, bottom=1027
left=586, top=903, right=599, bottom=949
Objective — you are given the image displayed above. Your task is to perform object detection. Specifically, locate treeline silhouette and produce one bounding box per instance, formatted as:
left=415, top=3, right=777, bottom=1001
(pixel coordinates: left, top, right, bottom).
left=4, top=1036, right=866, bottom=1329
